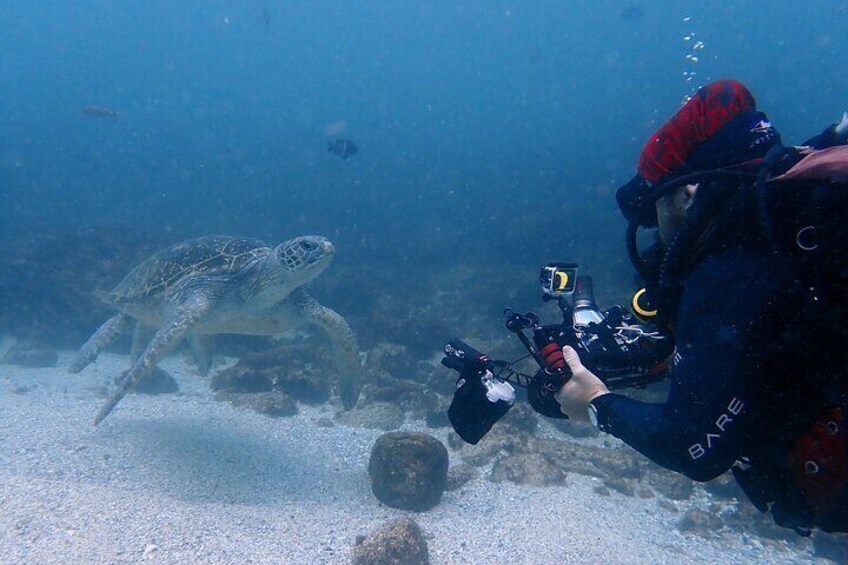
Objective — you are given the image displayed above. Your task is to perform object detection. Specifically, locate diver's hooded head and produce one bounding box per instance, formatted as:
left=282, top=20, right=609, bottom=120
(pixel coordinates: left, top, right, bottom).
left=616, top=79, right=782, bottom=233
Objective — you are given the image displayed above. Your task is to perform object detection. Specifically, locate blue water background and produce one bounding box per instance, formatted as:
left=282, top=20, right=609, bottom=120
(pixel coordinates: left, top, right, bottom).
left=1, top=1, right=846, bottom=330
left=3, top=3, right=848, bottom=558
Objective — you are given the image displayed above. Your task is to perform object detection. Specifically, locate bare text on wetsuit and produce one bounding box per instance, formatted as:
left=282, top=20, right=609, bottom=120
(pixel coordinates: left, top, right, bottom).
left=688, top=397, right=745, bottom=460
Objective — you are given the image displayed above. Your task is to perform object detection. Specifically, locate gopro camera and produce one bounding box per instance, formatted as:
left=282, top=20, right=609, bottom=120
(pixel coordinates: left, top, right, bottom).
left=540, top=262, right=578, bottom=298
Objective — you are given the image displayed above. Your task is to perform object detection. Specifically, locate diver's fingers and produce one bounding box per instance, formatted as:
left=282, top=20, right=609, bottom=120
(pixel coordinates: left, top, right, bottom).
left=562, top=346, right=586, bottom=375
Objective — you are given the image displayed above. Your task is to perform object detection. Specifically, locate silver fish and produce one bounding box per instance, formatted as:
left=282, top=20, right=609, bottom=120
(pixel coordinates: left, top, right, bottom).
left=81, top=105, right=120, bottom=118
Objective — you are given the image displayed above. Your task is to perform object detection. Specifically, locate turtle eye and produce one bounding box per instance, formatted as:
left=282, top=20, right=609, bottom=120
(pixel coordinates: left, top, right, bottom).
left=300, top=240, right=318, bottom=252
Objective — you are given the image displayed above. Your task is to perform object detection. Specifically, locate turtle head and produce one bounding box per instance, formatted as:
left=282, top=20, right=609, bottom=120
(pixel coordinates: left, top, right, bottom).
left=271, top=235, right=335, bottom=288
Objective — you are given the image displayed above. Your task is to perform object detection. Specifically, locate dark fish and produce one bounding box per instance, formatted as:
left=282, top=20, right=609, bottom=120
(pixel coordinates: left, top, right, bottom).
left=619, top=5, right=645, bottom=20
left=82, top=105, right=119, bottom=118
left=328, top=138, right=358, bottom=160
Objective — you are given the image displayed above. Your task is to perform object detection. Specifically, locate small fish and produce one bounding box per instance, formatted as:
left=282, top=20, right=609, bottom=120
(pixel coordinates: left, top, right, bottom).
left=81, top=105, right=119, bottom=118
left=328, top=138, right=358, bottom=160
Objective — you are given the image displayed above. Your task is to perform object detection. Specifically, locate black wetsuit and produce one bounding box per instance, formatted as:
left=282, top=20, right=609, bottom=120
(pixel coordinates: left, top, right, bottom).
left=591, top=246, right=787, bottom=481
left=592, top=125, right=847, bottom=484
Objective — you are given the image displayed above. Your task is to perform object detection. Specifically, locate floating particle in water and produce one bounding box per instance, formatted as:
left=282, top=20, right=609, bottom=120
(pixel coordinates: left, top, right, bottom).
left=619, top=4, right=645, bottom=21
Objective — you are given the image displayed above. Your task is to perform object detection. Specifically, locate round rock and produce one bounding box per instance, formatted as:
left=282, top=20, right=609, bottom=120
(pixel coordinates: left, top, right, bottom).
left=368, top=432, right=448, bottom=511
left=351, top=518, right=429, bottom=565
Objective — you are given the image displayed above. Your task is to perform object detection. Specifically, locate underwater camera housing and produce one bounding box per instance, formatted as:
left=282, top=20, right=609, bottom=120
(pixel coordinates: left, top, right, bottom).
left=443, top=263, right=673, bottom=444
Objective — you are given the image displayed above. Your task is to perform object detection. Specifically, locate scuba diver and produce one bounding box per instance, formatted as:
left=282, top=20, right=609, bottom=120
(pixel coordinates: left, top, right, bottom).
left=555, top=79, right=848, bottom=535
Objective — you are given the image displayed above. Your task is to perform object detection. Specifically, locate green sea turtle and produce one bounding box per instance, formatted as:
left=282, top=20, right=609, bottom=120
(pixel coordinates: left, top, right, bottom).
left=69, top=235, right=362, bottom=425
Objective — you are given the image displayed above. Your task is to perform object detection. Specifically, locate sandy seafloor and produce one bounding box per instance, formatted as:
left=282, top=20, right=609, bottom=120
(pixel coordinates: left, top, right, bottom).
left=0, top=343, right=830, bottom=564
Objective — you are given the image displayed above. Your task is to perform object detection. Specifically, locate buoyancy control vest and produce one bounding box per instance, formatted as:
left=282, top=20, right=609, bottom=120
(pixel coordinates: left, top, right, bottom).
left=733, top=144, right=848, bottom=534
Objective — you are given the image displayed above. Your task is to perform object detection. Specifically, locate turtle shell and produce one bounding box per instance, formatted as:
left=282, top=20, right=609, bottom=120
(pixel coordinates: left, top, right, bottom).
left=106, top=236, right=271, bottom=306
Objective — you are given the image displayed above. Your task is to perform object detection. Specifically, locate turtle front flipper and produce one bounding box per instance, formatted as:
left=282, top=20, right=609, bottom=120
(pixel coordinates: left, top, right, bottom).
left=94, top=295, right=213, bottom=425
left=69, top=313, right=134, bottom=374
left=288, top=289, right=363, bottom=410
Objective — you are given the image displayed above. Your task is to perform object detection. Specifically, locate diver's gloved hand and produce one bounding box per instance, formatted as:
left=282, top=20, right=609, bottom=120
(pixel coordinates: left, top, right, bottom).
left=555, top=346, right=610, bottom=421
left=834, top=111, right=848, bottom=142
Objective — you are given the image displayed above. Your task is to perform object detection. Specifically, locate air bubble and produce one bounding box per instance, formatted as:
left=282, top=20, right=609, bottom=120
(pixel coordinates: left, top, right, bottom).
left=681, top=16, right=707, bottom=99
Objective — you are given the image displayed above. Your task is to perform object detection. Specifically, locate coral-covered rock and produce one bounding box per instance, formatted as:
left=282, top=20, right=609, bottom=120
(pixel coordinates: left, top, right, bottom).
left=490, top=451, right=567, bottom=486
left=215, top=391, right=298, bottom=417
left=0, top=228, right=169, bottom=347
left=362, top=372, right=437, bottom=418
left=368, top=432, right=448, bottom=511
left=210, top=342, right=330, bottom=404
left=678, top=508, right=725, bottom=537
left=647, top=467, right=695, bottom=501
left=367, top=342, right=420, bottom=381
left=351, top=518, right=429, bottom=565
left=117, top=366, right=178, bottom=395
left=336, top=402, right=405, bottom=431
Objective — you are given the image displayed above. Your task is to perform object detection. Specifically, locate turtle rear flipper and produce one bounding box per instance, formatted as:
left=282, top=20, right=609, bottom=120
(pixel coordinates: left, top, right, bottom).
left=130, top=323, right=154, bottom=362
left=69, top=313, right=134, bottom=373
left=94, top=295, right=213, bottom=425
left=189, top=334, right=215, bottom=376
